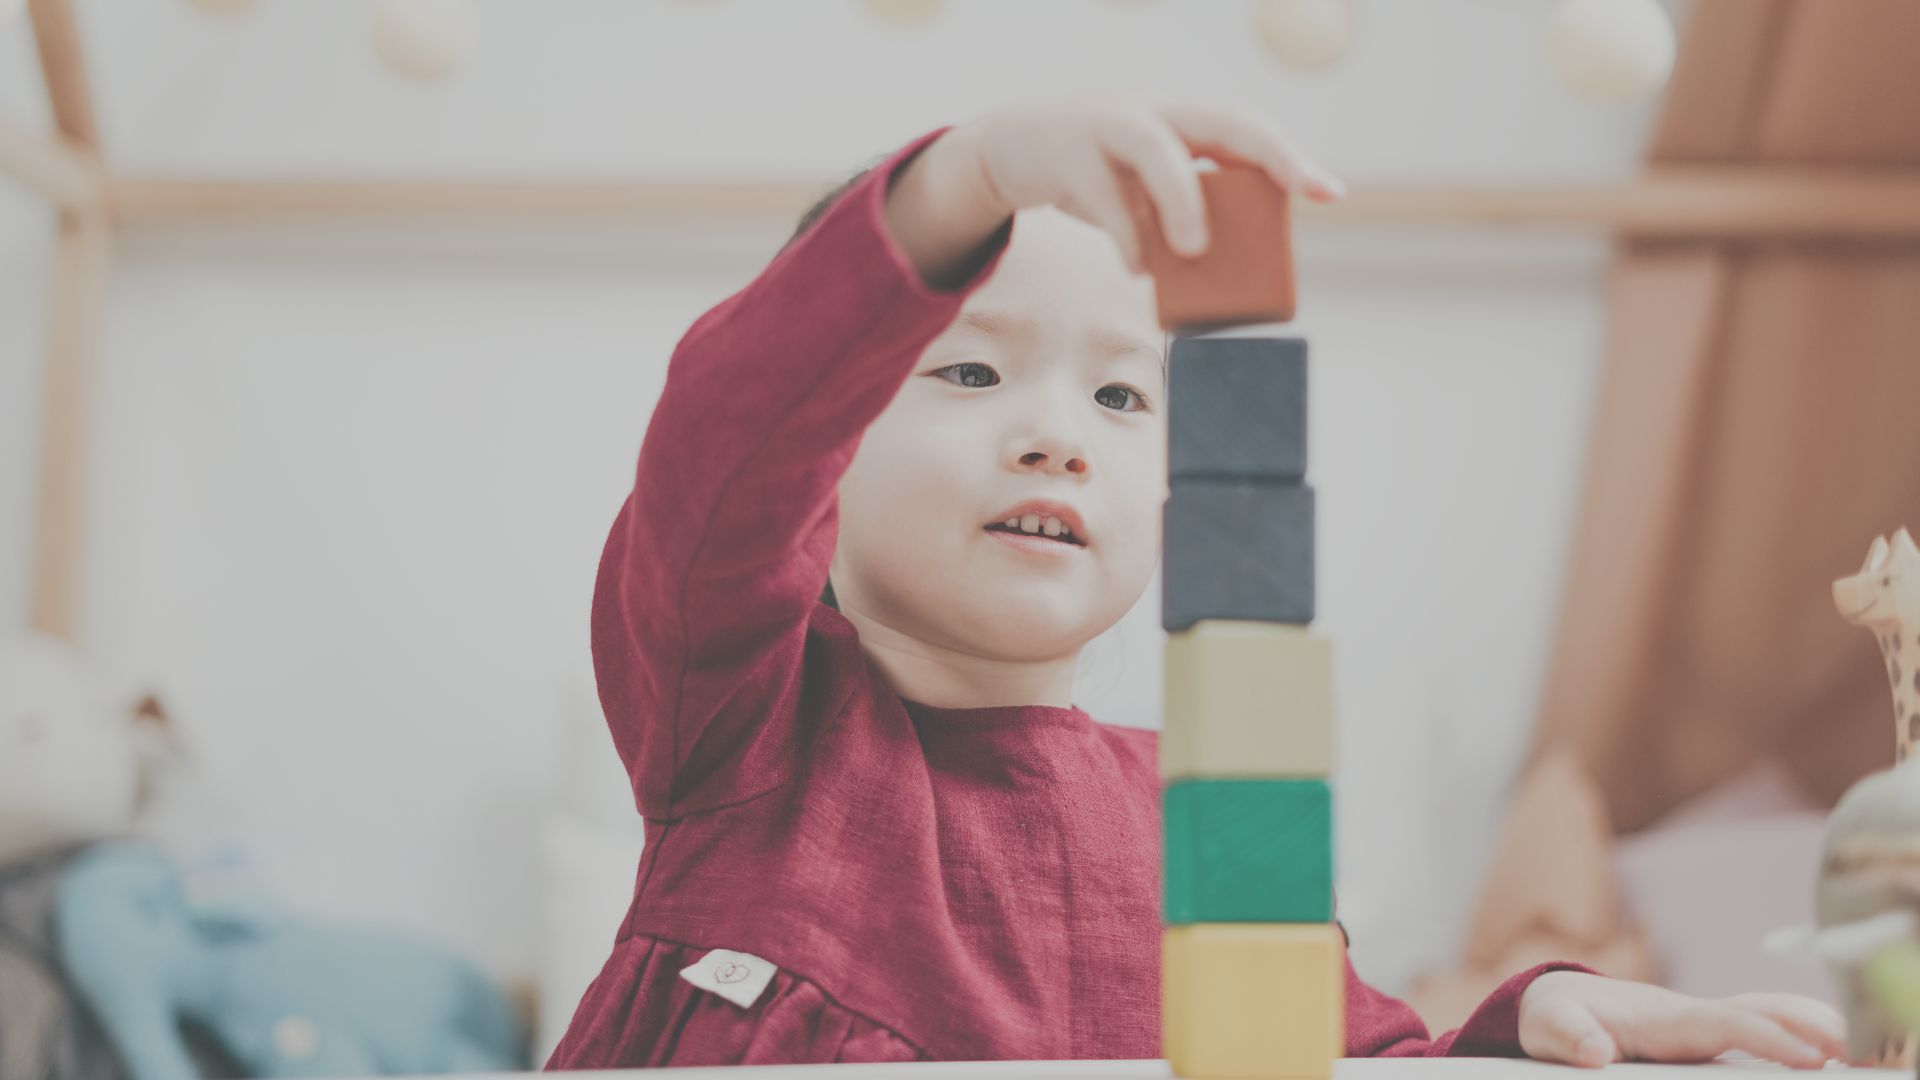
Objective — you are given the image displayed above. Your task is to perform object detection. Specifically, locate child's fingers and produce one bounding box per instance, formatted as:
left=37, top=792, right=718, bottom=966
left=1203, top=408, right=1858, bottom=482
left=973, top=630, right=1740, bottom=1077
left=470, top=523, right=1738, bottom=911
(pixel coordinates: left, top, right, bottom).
left=1723, top=994, right=1848, bottom=1061
left=1060, top=176, right=1144, bottom=274
left=1523, top=996, right=1617, bottom=1069
left=1094, top=112, right=1208, bottom=257
left=1695, top=1007, right=1831, bottom=1070
left=1157, top=104, right=1345, bottom=202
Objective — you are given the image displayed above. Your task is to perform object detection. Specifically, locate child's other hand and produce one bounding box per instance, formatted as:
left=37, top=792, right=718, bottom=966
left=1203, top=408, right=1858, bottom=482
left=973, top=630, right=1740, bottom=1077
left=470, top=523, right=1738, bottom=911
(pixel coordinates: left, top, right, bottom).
left=886, top=100, right=1343, bottom=285
left=1517, top=970, right=1848, bottom=1070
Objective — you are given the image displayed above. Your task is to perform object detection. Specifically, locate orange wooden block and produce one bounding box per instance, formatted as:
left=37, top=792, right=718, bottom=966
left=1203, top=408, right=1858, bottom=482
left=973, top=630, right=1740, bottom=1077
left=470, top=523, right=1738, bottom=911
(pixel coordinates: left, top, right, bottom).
left=1135, top=167, right=1296, bottom=331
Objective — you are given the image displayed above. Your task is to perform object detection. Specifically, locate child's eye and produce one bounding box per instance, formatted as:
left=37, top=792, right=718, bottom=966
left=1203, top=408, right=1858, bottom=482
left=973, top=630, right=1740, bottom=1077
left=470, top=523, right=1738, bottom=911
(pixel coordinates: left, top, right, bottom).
left=934, top=363, right=1000, bottom=389
left=1094, top=384, right=1152, bottom=413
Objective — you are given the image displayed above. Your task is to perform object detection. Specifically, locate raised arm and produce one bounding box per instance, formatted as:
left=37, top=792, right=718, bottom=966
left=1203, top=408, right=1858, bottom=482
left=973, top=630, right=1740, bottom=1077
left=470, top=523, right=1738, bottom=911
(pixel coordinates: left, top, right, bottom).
left=592, top=129, right=1013, bottom=821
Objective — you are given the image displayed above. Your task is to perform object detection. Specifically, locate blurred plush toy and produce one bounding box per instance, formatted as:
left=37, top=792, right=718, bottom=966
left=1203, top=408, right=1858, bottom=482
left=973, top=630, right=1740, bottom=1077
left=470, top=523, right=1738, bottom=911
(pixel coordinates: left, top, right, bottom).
left=0, top=637, right=218, bottom=1079
left=1774, top=762, right=1920, bottom=1066
left=56, top=842, right=527, bottom=1080
left=0, top=635, right=163, bottom=863
left=1765, top=529, right=1920, bottom=1068
left=1866, top=940, right=1920, bottom=1036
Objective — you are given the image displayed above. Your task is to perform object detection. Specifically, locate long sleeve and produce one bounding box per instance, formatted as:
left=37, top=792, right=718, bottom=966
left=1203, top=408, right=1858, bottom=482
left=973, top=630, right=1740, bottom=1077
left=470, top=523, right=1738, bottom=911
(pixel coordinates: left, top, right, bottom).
left=593, top=128, right=1013, bottom=821
left=1346, top=958, right=1596, bottom=1058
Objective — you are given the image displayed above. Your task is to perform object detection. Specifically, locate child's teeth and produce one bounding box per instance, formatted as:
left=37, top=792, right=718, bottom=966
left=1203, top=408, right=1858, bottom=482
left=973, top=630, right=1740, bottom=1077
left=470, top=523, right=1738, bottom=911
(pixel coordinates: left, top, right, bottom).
left=1021, top=514, right=1041, bottom=534
left=1005, top=517, right=1020, bottom=528
left=1043, top=517, right=1063, bottom=537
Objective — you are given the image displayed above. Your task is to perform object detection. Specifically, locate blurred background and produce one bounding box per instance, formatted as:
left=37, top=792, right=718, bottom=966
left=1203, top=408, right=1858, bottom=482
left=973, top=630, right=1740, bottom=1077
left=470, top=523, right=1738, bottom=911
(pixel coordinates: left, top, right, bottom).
left=3, top=0, right=1918, bottom=1074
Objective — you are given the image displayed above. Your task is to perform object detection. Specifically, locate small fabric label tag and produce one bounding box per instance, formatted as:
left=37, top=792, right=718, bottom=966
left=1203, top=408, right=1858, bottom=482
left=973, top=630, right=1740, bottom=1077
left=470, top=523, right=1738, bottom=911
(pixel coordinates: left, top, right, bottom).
left=679, top=948, right=778, bottom=1010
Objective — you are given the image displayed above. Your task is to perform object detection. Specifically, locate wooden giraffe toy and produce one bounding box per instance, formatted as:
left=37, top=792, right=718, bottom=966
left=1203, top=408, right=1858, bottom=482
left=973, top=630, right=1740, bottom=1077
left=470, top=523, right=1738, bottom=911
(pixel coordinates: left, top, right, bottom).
left=1834, top=527, right=1920, bottom=762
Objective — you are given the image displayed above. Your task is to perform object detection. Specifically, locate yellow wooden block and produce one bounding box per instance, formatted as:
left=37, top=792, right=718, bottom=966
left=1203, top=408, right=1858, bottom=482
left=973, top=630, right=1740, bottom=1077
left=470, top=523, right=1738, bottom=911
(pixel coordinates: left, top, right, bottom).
left=1162, top=621, right=1335, bottom=780
left=1163, top=924, right=1344, bottom=1078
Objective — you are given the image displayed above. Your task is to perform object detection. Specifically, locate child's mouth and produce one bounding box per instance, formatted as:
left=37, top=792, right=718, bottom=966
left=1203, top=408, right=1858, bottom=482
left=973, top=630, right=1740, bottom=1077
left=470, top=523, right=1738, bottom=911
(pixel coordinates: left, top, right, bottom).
left=984, top=515, right=1086, bottom=549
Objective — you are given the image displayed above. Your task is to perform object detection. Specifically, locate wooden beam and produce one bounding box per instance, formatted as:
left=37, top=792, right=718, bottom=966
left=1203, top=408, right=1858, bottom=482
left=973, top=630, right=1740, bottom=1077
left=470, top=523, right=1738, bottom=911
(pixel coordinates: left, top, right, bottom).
left=0, top=111, right=104, bottom=208
left=28, top=209, right=111, bottom=643
left=1316, top=167, right=1920, bottom=239
left=109, top=179, right=821, bottom=226
left=106, top=167, right=1920, bottom=239
left=28, top=0, right=99, bottom=151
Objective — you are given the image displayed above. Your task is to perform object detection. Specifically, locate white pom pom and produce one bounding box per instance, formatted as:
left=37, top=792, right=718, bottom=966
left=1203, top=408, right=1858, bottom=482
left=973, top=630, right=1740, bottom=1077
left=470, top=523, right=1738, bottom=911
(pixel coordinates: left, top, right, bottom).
left=0, top=0, right=27, bottom=29
left=186, top=0, right=259, bottom=16
left=862, top=0, right=942, bottom=30
left=371, top=0, right=478, bottom=83
left=1256, top=0, right=1354, bottom=73
left=1551, top=0, right=1676, bottom=103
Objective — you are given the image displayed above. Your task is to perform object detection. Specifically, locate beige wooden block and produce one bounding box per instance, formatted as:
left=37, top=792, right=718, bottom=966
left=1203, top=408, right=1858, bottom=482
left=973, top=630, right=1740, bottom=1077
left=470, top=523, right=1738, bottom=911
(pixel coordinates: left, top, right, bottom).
left=1162, top=620, right=1335, bottom=780
left=1163, top=923, right=1344, bottom=1078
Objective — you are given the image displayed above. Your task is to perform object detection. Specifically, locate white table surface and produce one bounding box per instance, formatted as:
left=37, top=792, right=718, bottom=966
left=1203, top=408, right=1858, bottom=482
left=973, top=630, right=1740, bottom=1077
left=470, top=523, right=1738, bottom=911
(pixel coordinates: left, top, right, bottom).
left=403, top=1060, right=1906, bottom=1079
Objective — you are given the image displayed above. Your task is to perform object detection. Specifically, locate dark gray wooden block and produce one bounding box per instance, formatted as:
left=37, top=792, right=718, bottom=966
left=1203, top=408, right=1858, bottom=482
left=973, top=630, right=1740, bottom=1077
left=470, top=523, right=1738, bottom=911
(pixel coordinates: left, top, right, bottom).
left=1169, top=335, right=1307, bottom=480
left=1162, top=479, right=1314, bottom=631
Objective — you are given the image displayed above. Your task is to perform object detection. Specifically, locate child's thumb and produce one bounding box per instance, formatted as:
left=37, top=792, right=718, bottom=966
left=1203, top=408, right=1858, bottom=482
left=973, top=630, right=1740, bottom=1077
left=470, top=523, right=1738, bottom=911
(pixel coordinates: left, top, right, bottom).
left=1525, top=997, right=1617, bottom=1069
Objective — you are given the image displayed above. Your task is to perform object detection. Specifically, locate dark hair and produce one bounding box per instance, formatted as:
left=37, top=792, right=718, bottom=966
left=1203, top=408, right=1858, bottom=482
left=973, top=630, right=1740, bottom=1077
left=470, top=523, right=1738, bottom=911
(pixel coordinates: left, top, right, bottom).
left=789, top=166, right=875, bottom=249
left=787, top=169, right=871, bottom=247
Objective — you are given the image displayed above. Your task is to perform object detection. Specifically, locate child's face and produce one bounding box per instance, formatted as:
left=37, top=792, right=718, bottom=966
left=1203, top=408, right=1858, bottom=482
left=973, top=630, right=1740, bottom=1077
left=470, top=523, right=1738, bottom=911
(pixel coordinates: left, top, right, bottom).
left=833, top=208, right=1167, bottom=662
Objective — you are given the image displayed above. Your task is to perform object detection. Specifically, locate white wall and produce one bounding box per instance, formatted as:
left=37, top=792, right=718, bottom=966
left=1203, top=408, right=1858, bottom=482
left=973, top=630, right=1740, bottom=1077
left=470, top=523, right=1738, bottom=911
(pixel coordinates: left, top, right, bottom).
left=0, top=0, right=1667, bottom=999
left=1, top=13, right=52, bottom=643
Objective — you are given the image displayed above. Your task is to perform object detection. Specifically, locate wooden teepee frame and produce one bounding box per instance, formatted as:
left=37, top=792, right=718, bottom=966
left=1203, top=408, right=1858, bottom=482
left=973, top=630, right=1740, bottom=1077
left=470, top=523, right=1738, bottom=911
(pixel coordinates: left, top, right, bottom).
left=9, top=0, right=1920, bottom=642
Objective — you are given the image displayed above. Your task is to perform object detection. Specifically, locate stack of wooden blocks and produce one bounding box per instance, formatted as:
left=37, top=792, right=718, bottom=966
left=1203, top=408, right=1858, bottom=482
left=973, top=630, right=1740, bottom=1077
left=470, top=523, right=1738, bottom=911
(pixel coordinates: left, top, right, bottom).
left=1143, top=170, right=1343, bottom=1080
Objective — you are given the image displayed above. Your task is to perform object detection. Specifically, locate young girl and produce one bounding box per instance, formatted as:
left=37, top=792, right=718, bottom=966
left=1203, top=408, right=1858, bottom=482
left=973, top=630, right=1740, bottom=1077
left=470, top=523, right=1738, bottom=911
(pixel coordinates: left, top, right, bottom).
left=546, top=100, right=1847, bottom=1071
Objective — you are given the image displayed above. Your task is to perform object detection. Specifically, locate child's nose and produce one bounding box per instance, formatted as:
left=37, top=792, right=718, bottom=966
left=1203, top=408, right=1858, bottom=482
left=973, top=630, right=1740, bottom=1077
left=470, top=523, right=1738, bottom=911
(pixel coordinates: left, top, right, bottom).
left=1012, top=444, right=1089, bottom=477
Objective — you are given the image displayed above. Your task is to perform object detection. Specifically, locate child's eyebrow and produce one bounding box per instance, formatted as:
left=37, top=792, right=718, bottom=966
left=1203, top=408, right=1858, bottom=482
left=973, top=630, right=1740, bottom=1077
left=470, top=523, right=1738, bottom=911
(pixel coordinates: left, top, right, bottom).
left=954, top=310, right=1031, bottom=341
left=956, top=310, right=1160, bottom=366
left=1088, top=326, right=1164, bottom=368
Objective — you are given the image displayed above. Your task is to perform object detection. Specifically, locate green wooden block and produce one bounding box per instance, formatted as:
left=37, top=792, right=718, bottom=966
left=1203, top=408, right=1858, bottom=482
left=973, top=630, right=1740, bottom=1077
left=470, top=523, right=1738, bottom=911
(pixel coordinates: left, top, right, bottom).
left=1164, top=778, right=1333, bottom=925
